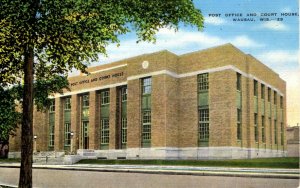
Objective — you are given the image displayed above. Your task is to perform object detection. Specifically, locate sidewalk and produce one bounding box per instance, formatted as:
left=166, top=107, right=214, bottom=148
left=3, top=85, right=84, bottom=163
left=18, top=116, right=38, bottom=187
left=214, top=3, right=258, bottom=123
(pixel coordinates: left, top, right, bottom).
left=0, top=163, right=299, bottom=179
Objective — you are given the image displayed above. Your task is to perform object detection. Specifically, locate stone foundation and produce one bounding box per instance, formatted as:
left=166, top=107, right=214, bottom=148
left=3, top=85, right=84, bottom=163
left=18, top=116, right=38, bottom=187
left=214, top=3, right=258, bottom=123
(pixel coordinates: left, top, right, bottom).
left=93, top=147, right=287, bottom=160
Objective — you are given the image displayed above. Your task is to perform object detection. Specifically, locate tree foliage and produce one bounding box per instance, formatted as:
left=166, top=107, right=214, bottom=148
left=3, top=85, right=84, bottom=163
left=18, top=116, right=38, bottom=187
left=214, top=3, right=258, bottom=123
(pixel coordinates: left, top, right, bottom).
left=0, top=0, right=204, bottom=82
left=0, top=87, right=21, bottom=142
left=0, top=75, right=69, bottom=142
left=0, top=0, right=203, bottom=187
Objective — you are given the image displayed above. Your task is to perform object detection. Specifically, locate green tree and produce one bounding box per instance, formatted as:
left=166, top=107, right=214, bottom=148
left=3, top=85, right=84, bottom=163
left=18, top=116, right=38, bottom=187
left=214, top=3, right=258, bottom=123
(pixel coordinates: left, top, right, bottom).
left=0, top=1, right=203, bottom=187
left=0, top=76, right=68, bottom=158
left=0, top=87, right=21, bottom=158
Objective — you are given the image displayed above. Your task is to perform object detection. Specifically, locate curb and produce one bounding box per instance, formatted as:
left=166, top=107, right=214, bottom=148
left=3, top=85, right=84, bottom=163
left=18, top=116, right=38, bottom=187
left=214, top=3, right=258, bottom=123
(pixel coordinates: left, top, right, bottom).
left=0, top=164, right=299, bottom=179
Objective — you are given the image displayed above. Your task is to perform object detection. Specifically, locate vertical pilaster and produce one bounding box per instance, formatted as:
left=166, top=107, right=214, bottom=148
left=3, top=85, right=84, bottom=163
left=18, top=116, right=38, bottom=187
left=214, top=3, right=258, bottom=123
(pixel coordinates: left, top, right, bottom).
left=71, top=94, right=80, bottom=152
left=127, top=79, right=141, bottom=148
left=89, top=91, right=99, bottom=149
left=152, top=75, right=167, bottom=147
left=257, top=82, right=262, bottom=149
left=54, top=97, right=64, bottom=151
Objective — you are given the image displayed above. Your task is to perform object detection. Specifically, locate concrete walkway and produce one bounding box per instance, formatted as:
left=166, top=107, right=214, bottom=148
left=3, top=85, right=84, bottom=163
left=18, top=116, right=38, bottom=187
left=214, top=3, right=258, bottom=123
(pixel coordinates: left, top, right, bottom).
left=0, top=163, right=299, bottom=179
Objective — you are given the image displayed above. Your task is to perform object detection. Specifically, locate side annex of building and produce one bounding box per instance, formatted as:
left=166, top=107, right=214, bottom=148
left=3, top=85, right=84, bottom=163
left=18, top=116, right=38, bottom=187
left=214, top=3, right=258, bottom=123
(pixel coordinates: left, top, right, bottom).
left=9, top=43, right=287, bottom=159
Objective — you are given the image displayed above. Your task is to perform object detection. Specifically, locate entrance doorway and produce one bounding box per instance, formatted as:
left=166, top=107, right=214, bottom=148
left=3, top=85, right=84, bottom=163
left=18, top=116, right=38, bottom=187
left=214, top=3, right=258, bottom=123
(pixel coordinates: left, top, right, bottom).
left=81, top=121, right=89, bottom=149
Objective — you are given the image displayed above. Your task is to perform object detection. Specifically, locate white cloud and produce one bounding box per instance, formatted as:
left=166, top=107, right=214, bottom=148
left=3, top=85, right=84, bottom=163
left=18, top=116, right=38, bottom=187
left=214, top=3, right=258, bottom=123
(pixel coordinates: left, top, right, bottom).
left=204, top=17, right=227, bottom=25
left=261, top=20, right=289, bottom=31
left=257, top=50, right=299, bottom=66
left=280, top=68, right=300, bottom=126
left=281, top=7, right=292, bottom=12
left=257, top=49, right=299, bottom=125
left=93, top=28, right=263, bottom=65
left=231, top=35, right=264, bottom=48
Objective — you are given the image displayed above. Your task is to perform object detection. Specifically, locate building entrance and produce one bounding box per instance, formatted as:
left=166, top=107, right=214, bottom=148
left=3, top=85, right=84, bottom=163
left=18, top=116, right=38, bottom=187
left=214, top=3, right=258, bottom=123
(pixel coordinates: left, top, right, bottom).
left=81, top=121, right=89, bottom=149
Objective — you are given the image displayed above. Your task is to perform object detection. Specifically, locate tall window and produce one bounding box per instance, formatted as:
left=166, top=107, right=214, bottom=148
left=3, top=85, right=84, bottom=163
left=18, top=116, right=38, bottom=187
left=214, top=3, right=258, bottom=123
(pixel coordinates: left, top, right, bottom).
left=120, top=86, right=127, bottom=148
left=267, top=88, right=271, bottom=102
left=236, top=73, right=242, bottom=145
left=198, top=73, right=209, bottom=146
left=262, top=116, right=265, bottom=143
left=49, top=100, right=55, bottom=148
left=100, top=90, right=110, bottom=149
left=100, top=119, right=109, bottom=145
left=64, top=97, right=71, bottom=148
left=254, top=113, right=258, bottom=143
left=274, top=91, right=277, bottom=105
left=237, top=109, right=242, bottom=141
left=261, top=84, right=265, bottom=99
left=81, top=94, right=89, bottom=149
left=141, top=77, right=152, bottom=148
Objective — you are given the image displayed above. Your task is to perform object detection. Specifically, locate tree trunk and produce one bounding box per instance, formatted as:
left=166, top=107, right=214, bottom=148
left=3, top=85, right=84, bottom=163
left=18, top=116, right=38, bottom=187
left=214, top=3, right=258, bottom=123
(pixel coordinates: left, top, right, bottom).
left=19, top=47, right=34, bottom=188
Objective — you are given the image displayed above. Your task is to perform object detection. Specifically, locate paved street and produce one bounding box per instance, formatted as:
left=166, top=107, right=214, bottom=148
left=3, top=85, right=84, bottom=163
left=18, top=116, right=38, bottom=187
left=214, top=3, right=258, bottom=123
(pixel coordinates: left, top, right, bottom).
left=0, top=167, right=299, bottom=188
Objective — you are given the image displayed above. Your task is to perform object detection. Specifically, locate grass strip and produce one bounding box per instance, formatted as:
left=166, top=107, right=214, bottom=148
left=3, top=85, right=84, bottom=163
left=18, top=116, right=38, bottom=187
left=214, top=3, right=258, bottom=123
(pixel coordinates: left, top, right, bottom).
left=0, top=158, right=20, bottom=163
left=77, top=157, right=299, bottom=169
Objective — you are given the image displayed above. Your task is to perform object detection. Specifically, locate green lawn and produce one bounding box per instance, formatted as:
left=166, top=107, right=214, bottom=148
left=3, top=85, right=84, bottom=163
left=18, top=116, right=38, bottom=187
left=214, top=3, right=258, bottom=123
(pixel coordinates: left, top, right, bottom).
left=0, top=158, right=20, bottom=163
left=77, top=157, right=299, bottom=169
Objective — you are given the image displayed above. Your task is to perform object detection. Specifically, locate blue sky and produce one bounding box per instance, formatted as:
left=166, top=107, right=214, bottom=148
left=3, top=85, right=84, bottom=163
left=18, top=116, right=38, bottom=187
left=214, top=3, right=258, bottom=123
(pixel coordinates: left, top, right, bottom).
left=87, top=0, right=299, bottom=125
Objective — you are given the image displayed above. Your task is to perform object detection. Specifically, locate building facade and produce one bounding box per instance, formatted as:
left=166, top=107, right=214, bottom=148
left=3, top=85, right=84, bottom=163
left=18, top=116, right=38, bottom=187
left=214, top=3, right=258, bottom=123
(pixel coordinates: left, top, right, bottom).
left=286, top=126, right=299, bottom=157
left=9, top=44, right=287, bottom=159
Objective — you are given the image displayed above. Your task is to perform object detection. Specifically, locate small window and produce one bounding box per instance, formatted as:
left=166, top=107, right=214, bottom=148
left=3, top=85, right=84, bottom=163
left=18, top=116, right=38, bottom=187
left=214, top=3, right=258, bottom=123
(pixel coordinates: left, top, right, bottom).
left=262, top=116, right=265, bottom=143
left=49, top=100, right=55, bottom=113
left=49, top=123, right=55, bottom=147
left=274, top=91, right=277, bottom=105
left=254, top=113, right=258, bottom=142
left=198, top=73, right=209, bottom=91
left=100, top=119, right=110, bottom=144
left=142, top=77, right=152, bottom=95
left=254, top=80, right=258, bottom=96
left=274, top=120, right=277, bottom=145
left=280, top=96, right=283, bottom=108
left=237, top=109, right=242, bottom=141
left=82, top=95, right=89, bottom=107
left=280, top=123, right=284, bottom=146
left=64, top=123, right=71, bottom=146
left=101, top=90, right=110, bottom=105
left=261, top=84, right=265, bottom=99
left=236, top=73, right=241, bottom=91
left=199, top=109, right=209, bottom=142
left=64, top=97, right=71, bottom=110
left=121, top=118, right=127, bottom=144
left=121, top=87, right=127, bottom=102
left=142, top=110, right=151, bottom=141
left=267, top=88, right=271, bottom=102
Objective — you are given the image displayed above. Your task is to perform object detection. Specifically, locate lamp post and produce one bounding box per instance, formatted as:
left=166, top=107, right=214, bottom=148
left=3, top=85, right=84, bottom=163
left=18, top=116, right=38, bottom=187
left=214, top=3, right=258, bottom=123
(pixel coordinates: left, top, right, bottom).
left=33, top=135, right=37, bottom=153
left=70, top=131, right=74, bottom=153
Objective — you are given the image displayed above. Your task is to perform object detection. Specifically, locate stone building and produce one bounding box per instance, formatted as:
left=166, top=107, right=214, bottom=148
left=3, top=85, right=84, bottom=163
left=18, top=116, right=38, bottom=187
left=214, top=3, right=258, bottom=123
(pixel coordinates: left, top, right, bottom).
left=286, top=126, right=299, bottom=157
left=9, top=43, right=287, bottom=159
